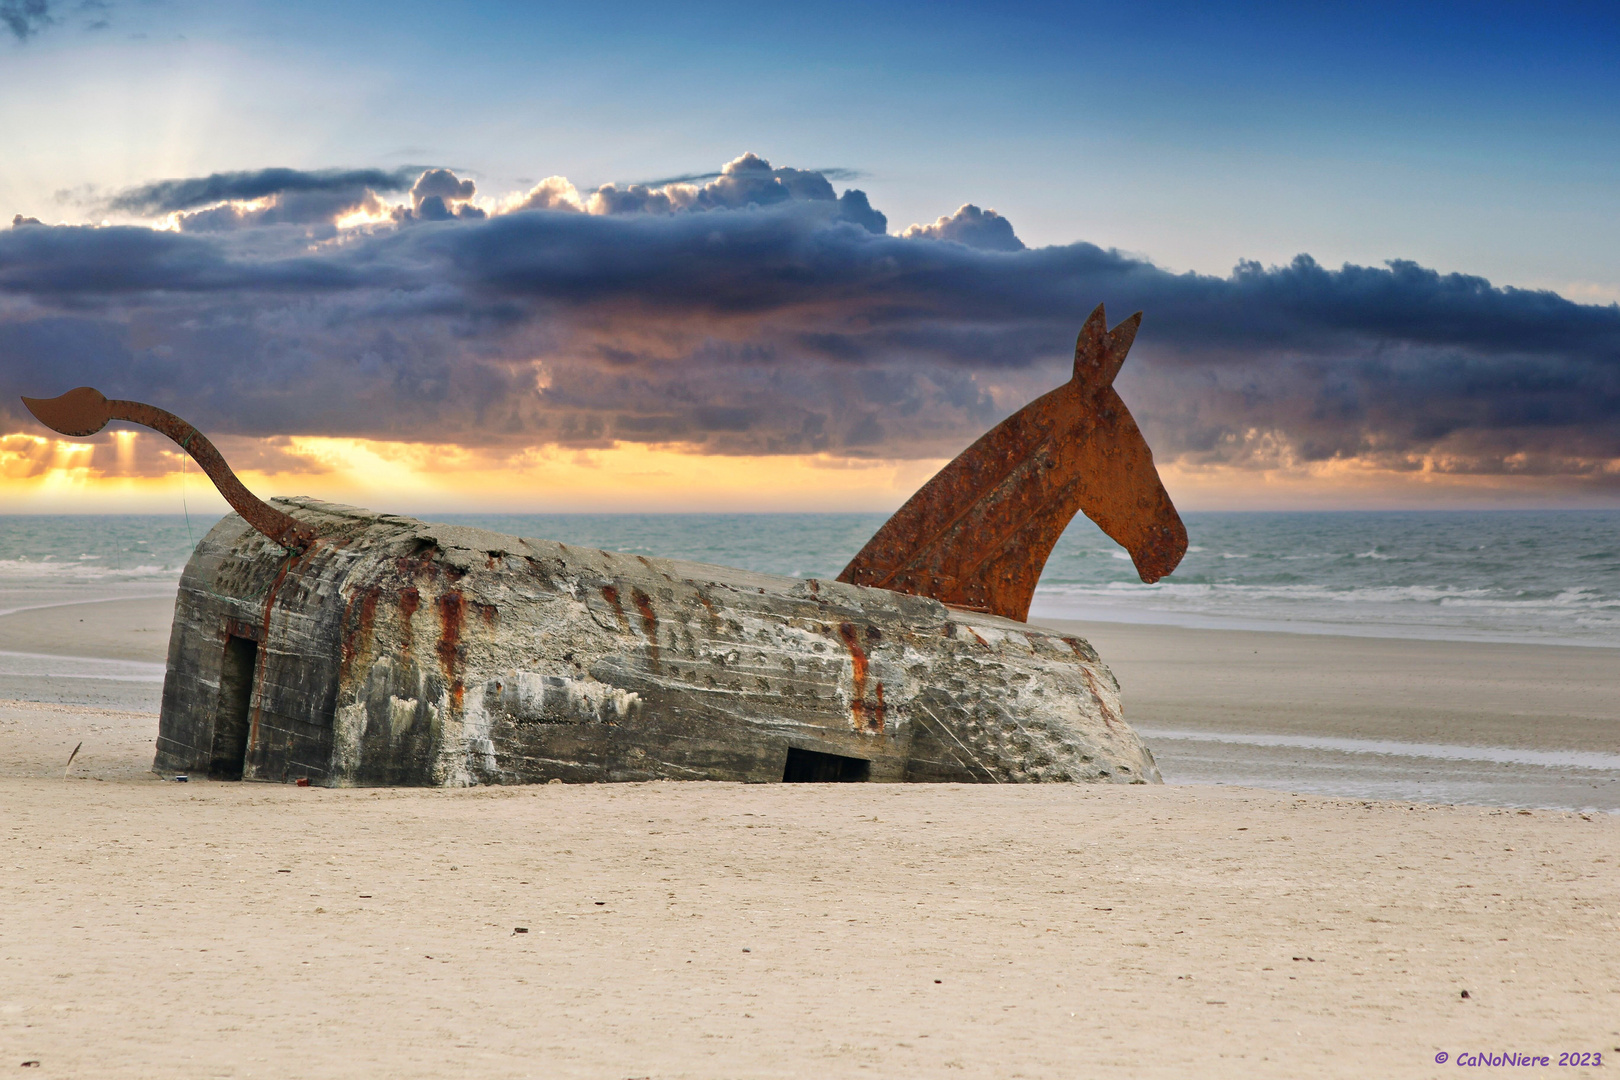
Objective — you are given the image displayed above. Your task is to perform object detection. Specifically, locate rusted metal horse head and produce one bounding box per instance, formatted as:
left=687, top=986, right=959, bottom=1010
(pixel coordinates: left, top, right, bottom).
left=837, top=303, right=1187, bottom=620
left=22, top=302, right=1184, bottom=617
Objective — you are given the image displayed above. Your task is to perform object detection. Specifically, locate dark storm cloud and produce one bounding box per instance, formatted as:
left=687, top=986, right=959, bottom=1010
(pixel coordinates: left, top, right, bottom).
left=0, top=220, right=391, bottom=293
left=3, top=156, right=1618, bottom=486
left=105, top=167, right=421, bottom=215
left=1, top=0, right=51, bottom=41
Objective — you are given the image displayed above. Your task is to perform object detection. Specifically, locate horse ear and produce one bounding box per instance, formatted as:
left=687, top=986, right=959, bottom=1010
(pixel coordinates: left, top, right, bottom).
left=1072, top=307, right=1142, bottom=390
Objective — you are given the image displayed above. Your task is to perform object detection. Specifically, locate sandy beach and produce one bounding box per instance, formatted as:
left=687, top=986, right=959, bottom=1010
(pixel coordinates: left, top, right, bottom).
left=1035, top=619, right=1620, bottom=812
left=1, top=596, right=1616, bottom=1078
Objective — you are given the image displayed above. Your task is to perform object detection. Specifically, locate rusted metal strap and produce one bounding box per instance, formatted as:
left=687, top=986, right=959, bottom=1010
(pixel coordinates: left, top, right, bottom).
left=21, top=386, right=316, bottom=551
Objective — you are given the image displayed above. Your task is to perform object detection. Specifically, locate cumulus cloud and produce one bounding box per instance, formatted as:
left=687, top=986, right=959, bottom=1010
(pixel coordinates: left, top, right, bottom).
left=508, top=176, right=584, bottom=213
left=100, top=165, right=493, bottom=235
left=568, top=153, right=886, bottom=234
left=903, top=204, right=1025, bottom=251
left=2, top=154, right=1617, bottom=491
left=407, top=168, right=485, bottom=221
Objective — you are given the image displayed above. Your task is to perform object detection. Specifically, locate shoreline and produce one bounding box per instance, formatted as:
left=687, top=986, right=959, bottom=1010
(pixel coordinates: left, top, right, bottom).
left=0, top=596, right=1616, bottom=809
left=1030, top=601, right=1620, bottom=650
left=1032, top=617, right=1620, bottom=812
left=1030, top=618, right=1620, bottom=752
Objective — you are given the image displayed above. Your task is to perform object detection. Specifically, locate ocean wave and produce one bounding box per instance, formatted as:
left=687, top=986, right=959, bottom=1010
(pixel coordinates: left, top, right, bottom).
left=0, top=558, right=182, bottom=581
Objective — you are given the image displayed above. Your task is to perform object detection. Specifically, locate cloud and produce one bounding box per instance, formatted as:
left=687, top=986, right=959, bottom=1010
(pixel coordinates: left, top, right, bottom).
left=903, top=204, right=1025, bottom=251
left=104, top=165, right=489, bottom=236
left=106, top=167, right=420, bottom=215
left=508, top=176, right=584, bottom=213
left=563, top=153, right=886, bottom=234
left=2, top=0, right=50, bottom=41
left=2, top=154, right=1617, bottom=493
left=407, top=168, right=485, bottom=221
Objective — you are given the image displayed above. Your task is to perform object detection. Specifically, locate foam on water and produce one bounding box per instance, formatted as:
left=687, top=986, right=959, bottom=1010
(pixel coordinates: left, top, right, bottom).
left=0, top=515, right=195, bottom=613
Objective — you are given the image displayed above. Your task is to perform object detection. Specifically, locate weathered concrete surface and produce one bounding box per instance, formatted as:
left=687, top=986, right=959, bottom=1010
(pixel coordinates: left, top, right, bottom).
left=156, top=498, right=1162, bottom=786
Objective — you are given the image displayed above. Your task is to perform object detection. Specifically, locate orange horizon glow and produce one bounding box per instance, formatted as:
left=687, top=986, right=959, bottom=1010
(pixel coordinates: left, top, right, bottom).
left=1, top=429, right=1617, bottom=515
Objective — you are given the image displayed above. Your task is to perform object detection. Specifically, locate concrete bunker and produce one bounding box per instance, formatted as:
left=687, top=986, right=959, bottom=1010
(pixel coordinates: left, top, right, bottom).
left=151, top=499, right=1162, bottom=786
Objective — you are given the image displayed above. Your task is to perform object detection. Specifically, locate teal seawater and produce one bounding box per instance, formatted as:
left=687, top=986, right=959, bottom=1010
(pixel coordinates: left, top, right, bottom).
left=0, top=510, right=1616, bottom=647
left=1028, top=510, right=1620, bottom=647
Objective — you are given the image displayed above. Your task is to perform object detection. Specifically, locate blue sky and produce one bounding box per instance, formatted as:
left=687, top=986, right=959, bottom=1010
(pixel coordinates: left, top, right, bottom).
left=8, top=0, right=1618, bottom=294
left=2, top=0, right=1618, bottom=510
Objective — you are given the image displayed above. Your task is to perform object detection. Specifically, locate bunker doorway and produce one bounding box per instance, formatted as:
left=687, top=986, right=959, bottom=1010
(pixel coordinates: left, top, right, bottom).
left=209, top=635, right=258, bottom=780
left=783, top=747, right=870, bottom=782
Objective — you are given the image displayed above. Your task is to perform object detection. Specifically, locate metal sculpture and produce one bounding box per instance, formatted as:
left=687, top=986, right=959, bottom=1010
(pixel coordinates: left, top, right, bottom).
left=17, top=304, right=1185, bottom=787
left=22, top=385, right=316, bottom=551
left=837, top=304, right=1186, bottom=620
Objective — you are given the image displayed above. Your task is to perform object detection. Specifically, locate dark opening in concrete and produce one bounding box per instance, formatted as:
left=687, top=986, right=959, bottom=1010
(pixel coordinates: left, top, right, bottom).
left=783, top=747, right=870, bottom=782
left=209, top=635, right=258, bottom=780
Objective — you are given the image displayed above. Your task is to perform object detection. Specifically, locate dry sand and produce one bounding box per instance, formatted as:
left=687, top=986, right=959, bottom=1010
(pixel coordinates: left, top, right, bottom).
left=0, top=597, right=1616, bottom=1078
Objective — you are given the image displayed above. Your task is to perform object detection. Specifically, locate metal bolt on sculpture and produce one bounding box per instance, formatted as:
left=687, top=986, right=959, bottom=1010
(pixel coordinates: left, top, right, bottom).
left=22, top=304, right=1187, bottom=787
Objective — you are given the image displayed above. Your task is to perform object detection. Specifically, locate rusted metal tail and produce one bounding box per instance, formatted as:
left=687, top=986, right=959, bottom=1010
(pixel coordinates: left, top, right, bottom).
left=21, top=387, right=316, bottom=551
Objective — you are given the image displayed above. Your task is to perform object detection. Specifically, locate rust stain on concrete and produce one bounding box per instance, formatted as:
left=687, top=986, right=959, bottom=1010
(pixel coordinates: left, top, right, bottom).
left=435, top=591, right=465, bottom=675
left=838, top=621, right=882, bottom=733
left=397, top=587, right=420, bottom=657
left=631, top=587, right=660, bottom=669
left=342, top=585, right=382, bottom=675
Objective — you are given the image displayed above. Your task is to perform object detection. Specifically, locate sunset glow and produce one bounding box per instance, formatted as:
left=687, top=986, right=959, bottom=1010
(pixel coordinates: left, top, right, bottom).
left=1, top=3, right=1615, bottom=515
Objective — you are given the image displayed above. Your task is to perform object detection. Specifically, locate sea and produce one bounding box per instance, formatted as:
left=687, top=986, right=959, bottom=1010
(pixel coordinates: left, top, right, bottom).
left=2, top=510, right=1616, bottom=808
left=5, top=510, right=1620, bottom=647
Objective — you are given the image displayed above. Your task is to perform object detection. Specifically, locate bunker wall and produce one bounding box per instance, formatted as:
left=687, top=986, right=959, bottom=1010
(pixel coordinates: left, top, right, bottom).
left=156, top=498, right=1161, bottom=787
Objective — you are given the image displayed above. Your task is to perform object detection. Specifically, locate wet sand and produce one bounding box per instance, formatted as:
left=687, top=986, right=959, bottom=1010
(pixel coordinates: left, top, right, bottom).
left=0, top=597, right=172, bottom=712
left=1033, top=619, right=1620, bottom=753
left=0, top=596, right=176, bottom=664
left=0, top=597, right=1617, bottom=1077
left=1032, top=619, right=1620, bottom=811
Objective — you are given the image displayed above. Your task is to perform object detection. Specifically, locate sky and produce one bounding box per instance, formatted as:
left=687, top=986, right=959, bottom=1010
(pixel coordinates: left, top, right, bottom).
left=1, top=0, right=1617, bottom=514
